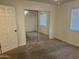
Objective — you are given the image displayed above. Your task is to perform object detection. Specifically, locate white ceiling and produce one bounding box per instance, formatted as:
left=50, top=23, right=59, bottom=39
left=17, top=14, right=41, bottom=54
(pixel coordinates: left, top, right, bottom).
left=27, top=0, right=74, bottom=5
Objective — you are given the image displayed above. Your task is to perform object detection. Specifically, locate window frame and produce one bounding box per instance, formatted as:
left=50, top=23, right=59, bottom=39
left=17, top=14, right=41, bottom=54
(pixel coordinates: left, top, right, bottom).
left=70, top=8, right=79, bottom=31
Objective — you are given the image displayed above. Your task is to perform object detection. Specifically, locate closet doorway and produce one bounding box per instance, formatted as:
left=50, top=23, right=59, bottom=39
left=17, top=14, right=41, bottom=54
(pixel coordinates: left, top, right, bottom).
left=24, top=10, right=49, bottom=43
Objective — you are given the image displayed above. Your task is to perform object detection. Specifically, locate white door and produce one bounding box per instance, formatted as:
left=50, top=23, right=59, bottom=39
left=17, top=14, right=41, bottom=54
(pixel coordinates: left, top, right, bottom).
left=0, top=5, right=18, bottom=53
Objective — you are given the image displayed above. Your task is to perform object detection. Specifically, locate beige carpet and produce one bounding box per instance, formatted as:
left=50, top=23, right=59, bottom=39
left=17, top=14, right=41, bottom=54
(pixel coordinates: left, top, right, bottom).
left=2, top=39, right=79, bottom=59
left=26, top=32, right=49, bottom=43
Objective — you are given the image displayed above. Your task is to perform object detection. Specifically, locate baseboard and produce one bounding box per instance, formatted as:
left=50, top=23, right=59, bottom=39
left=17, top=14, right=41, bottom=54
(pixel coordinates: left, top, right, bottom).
left=26, top=31, right=37, bottom=33
left=52, top=37, right=79, bottom=49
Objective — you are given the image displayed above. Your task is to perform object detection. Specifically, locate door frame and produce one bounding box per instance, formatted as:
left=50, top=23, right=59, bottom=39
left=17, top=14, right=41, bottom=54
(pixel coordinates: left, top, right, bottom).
left=24, top=9, right=50, bottom=43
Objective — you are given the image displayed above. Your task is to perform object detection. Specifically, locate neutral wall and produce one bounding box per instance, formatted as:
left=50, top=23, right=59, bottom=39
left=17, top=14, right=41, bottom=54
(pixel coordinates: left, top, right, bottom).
left=55, top=0, right=79, bottom=47
left=0, top=0, right=56, bottom=47
left=25, top=11, right=37, bottom=32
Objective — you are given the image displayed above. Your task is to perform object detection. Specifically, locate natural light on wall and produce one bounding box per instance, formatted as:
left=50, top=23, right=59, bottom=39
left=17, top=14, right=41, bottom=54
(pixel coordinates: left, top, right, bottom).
left=70, top=8, right=79, bottom=31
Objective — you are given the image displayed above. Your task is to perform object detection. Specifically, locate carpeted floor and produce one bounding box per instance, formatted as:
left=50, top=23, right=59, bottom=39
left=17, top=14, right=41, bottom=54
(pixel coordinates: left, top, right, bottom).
left=26, top=32, right=49, bottom=43
left=1, top=39, right=79, bottom=59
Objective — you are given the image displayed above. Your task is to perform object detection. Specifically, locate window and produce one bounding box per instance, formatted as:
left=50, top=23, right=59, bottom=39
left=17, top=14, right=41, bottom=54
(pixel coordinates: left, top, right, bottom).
left=70, top=8, right=79, bottom=31
left=39, top=13, right=47, bottom=26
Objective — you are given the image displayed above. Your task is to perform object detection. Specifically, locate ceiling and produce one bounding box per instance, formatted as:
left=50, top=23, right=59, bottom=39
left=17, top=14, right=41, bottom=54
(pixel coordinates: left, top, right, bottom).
left=27, top=0, right=74, bottom=5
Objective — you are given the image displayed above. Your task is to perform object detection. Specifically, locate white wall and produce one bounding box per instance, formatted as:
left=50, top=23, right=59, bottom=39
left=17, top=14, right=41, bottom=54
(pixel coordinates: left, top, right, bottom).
left=55, top=0, right=79, bottom=47
left=0, top=0, right=56, bottom=46
left=25, top=11, right=37, bottom=32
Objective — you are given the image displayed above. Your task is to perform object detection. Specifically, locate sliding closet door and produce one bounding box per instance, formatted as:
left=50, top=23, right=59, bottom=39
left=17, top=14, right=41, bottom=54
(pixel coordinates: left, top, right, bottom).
left=0, top=6, right=18, bottom=53
left=38, top=11, right=49, bottom=35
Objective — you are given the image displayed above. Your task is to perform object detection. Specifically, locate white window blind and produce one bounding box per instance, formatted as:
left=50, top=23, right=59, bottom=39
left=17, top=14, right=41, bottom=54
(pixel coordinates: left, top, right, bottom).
left=70, top=8, right=79, bottom=31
